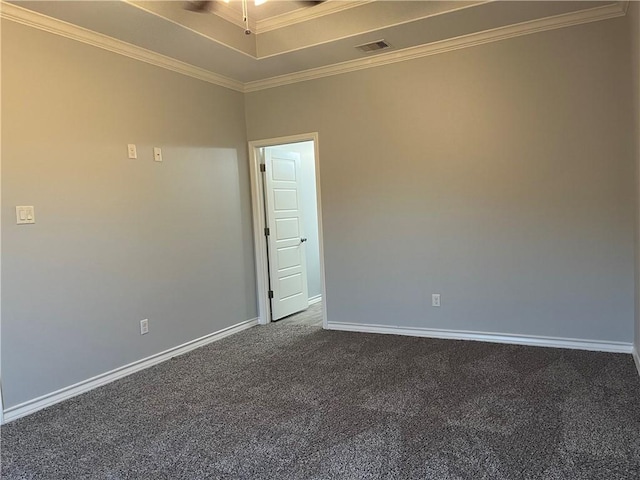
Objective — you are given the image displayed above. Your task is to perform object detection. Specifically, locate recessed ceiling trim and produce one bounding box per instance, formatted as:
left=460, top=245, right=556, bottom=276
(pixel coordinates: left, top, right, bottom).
left=255, top=0, right=489, bottom=60
left=256, top=0, right=375, bottom=34
left=1, top=1, right=628, bottom=94
left=0, top=2, right=244, bottom=92
left=125, top=1, right=257, bottom=59
left=207, top=0, right=257, bottom=32
left=245, top=1, right=628, bottom=92
left=180, top=0, right=369, bottom=35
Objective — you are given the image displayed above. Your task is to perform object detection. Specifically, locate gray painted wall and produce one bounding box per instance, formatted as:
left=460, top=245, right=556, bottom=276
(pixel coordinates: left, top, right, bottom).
left=246, top=17, right=636, bottom=343
left=275, top=141, right=321, bottom=300
left=2, top=8, right=639, bottom=412
left=1, top=21, right=257, bottom=408
left=631, top=2, right=640, bottom=355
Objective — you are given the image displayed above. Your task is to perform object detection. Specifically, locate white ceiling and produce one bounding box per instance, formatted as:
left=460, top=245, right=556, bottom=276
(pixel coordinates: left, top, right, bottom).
left=5, top=1, right=623, bottom=87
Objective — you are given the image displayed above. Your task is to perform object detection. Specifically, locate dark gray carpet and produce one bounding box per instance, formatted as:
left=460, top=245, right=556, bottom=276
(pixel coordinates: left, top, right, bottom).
left=2, top=323, right=640, bottom=479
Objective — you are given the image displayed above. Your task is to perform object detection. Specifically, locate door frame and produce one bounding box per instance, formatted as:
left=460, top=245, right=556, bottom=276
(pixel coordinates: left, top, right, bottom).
left=248, top=132, right=328, bottom=328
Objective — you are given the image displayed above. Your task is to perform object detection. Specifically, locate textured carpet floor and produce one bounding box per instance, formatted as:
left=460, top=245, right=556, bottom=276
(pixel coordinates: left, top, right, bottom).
left=2, top=323, right=640, bottom=479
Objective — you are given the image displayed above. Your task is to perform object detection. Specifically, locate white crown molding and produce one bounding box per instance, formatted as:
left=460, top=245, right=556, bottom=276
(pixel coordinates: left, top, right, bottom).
left=634, top=347, right=640, bottom=377
left=256, top=0, right=374, bottom=34
left=245, top=1, right=628, bottom=92
left=0, top=1, right=245, bottom=92
left=1, top=317, right=259, bottom=424
left=327, top=322, right=634, bottom=354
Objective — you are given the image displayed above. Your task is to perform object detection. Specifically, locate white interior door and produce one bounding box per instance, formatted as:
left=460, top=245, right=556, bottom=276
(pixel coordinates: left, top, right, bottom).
left=264, top=148, right=309, bottom=320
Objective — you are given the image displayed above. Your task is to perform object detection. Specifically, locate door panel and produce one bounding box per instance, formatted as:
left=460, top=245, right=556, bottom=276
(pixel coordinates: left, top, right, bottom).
left=277, top=246, right=301, bottom=270
left=275, top=218, right=299, bottom=239
left=264, top=148, right=309, bottom=320
left=272, top=159, right=296, bottom=181
left=279, top=273, right=304, bottom=299
left=274, top=189, right=298, bottom=210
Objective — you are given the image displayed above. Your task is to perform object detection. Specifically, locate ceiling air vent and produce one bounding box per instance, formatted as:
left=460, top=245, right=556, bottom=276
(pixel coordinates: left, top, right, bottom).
left=355, top=40, right=392, bottom=53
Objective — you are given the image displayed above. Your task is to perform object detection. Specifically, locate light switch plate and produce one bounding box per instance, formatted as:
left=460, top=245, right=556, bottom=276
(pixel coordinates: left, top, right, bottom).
left=153, top=147, right=162, bottom=162
left=16, top=206, right=35, bottom=225
left=128, top=144, right=137, bottom=159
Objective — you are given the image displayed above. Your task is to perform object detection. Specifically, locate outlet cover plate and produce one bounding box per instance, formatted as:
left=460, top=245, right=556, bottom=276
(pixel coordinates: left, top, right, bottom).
left=432, top=294, right=441, bottom=307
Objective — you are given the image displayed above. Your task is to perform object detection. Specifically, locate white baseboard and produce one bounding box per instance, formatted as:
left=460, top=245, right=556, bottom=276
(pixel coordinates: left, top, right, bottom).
left=326, top=322, right=633, bottom=354
left=633, top=348, right=640, bottom=377
left=2, top=318, right=258, bottom=424
left=308, top=295, right=322, bottom=305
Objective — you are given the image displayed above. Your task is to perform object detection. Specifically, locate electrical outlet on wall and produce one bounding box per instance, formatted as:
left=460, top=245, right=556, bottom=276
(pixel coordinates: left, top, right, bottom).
left=432, top=294, right=441, bottom=307
left=140, top=319, right=149, bottom=335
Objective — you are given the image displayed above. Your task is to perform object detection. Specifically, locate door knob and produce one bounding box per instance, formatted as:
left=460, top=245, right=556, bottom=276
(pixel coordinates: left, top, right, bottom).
left=300, top=238, right=307, bottom=243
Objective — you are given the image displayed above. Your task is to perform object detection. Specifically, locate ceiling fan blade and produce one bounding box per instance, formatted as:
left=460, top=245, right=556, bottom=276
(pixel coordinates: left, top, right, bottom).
left=296, top=1, right=326, bottom=6
left=185, top=1, right=214, bottom=13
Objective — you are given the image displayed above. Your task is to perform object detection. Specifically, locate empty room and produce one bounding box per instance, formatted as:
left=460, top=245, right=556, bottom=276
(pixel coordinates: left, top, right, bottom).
left=1, top=0, right=640, bottom=478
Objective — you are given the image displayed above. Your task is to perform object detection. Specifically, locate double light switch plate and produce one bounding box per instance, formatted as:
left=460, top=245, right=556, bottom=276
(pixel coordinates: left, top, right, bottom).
left=16, top=206, right=35, bottom=225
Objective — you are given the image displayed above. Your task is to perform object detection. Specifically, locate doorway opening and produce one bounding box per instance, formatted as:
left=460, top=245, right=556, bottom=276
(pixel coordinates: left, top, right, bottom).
left=248, top=133, right=327, bottom=327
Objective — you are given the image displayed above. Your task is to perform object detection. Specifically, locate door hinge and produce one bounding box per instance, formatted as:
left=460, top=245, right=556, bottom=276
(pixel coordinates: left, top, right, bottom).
left=268, top=290, right=274, bottom=299
left=260, top=163, right=266, bottom=172
left=264, top=227, right=270, bottom=236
